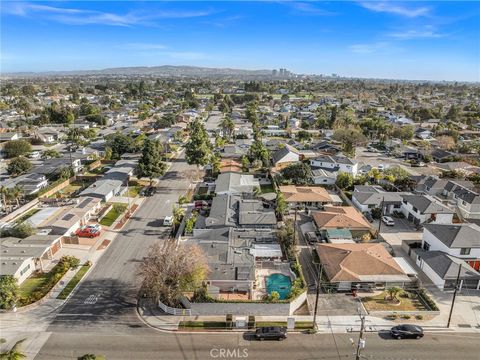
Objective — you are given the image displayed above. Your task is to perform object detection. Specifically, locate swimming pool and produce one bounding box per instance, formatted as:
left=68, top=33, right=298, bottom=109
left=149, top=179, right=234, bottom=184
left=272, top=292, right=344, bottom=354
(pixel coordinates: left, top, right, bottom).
left=265, top=273, right=292, bottom=300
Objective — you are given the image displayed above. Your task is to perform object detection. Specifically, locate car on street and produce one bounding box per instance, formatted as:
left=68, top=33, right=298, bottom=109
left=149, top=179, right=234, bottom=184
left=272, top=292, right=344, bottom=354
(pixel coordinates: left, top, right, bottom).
left=140, top=187, right=155, bottom=196
left=163, top=216, right=174, bottom=226
left=76, top=227, right=101, bottom=238
left=390, top=324, right=424, bottom=339
left=381, top=216, right=395, bottom=226
left=255, top=327, right=287, bottom=341
left=305, top=231, right=319, bottom=245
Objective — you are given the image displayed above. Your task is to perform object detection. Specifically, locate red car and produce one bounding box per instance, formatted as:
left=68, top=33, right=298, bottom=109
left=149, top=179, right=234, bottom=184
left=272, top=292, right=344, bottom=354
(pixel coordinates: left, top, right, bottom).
left=76, top=227, right=101, bottom=238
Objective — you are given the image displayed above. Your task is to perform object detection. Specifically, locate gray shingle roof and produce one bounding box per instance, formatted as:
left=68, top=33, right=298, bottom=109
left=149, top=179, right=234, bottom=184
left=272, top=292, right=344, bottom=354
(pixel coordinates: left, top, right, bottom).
left=419, top=251, right=480, bottom=280
left=425, top=223, right=480, bottom=248
left=402, top=195, right=453, bottom=214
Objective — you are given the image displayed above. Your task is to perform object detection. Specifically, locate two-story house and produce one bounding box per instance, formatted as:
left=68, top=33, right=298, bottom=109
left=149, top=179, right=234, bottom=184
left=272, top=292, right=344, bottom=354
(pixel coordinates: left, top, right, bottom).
left=310, top=155, right=358, bottom=176
left=401, top=195, right=454, bottom=225
left=416, top=223, right=480, bottom=290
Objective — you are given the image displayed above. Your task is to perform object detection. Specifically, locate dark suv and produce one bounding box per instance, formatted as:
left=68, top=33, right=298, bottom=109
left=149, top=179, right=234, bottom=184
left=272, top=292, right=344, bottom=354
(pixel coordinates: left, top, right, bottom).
left=390, top=324, right=424, bottom=339
left=255, top=327, right=287, bottom=341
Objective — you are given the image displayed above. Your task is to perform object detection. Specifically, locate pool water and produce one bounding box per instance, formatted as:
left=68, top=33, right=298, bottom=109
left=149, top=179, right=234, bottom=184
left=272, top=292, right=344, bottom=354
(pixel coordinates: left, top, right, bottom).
left=265, top=273, right=292, bottom=300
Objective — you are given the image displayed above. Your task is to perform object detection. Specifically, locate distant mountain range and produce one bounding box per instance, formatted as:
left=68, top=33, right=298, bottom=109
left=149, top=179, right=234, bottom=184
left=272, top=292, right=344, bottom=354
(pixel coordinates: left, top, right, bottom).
left=3, top=65, right=278, bottom=77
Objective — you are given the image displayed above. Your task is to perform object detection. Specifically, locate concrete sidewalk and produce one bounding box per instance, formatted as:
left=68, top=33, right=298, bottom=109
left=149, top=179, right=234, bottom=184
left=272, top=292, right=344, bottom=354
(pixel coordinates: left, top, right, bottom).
left=137, top=299, right=479, bottom=334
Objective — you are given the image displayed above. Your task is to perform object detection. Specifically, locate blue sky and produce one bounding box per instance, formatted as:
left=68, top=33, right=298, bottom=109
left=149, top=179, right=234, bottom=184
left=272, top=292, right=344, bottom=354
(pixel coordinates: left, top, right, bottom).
left=1, top=1, right=479, bottom=81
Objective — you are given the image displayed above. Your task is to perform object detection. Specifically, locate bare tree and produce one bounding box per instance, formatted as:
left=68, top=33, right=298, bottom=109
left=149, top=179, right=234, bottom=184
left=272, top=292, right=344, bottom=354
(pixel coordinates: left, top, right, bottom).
left=137, top=241, right=209, bottom=307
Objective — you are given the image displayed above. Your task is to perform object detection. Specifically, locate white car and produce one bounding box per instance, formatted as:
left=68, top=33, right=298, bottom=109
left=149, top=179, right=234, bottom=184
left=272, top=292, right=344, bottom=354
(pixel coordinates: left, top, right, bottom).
left=85, top=224, right=101, bottom=232
left=377, top=164, right=385, bottom=171
left=163, top=216, right=173, bottom=226
left=382, top=216, right=395, bottom=226
left=29, top=151, right=41, bottom=159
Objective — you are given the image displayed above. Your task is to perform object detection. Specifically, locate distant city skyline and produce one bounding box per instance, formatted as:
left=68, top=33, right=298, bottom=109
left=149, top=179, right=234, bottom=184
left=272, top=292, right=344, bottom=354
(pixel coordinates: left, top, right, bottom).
left=1, top=1, right=479, bottom=81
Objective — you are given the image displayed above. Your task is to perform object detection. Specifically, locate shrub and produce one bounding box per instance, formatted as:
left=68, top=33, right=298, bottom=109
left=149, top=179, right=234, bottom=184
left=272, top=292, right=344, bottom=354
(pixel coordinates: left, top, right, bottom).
left=386, top=314, right=398, bottom=320
left=402, top=314, right=411, bottom=319
left=416, top=289, right=439, bottom=311
left=248, top=315, right=256, bottom=329
left=416, top=314, right=424, bottom=320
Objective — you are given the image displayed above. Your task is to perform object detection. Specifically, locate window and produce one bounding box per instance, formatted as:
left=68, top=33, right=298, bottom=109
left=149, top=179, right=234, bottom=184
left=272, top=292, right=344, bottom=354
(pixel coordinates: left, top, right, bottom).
left=403, top=200, right=408, bottom=205
left=462, top=200, right=467, bottom=206
left=460, top=248, right=471, bottom=255
left=423, top=242, right=430, bottom=251
left=20, top=264, right=31, bottom=276
left=413, top=207, right=418, bottom=213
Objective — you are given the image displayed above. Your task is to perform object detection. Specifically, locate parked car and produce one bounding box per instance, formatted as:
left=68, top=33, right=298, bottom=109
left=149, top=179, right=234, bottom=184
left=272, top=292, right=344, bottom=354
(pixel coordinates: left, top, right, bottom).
left=381, top=216, right=395, bottom=226
left=305, top=231, right=319, bottom=245
left=29, top=151, right=41, bottom=159
left=377, top=164, right=385, bottom=171
left=85, top=224, right=101, bottom=232
left=411, top=161, right=426, bottom=167
left=255, top=327, right=287, bottom=341
left=76, top=227, right=101, bottom=238
left=163, top=216, right=173, bottom=226
left=390, top=324, right=424, bottom=339
left=140, top=187, right=155, bottom=197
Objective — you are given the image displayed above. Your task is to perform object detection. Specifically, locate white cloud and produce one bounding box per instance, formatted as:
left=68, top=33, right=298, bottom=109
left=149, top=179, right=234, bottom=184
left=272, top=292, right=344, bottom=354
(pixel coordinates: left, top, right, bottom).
left=359, top=1, right=431, bottom=18
left=349, top=42, right=390, bottom=54
left=289, top=2, right=336, bottom=16
left=388, top=28, right=446, bottom=39
left=2, top=2, right=216, bottom=27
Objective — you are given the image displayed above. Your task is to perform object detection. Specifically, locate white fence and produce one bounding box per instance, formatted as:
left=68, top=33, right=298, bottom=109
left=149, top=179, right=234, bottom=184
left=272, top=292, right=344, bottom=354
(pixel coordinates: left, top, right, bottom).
left=158, top=300, right=191, bottom=316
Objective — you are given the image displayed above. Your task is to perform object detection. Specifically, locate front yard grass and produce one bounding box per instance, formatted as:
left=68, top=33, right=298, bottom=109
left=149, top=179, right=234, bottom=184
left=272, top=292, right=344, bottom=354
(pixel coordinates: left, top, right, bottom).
left=18, top=274, right=49, bottom=298
left=361, top=291, right=428, bottom=312
left=57, top=263, right=91, bottom=300
left=178, top=320, right=314, bottom=330
left=99, top=203, right=127, bottom=226
left=126, top=184, right=142, bottom=197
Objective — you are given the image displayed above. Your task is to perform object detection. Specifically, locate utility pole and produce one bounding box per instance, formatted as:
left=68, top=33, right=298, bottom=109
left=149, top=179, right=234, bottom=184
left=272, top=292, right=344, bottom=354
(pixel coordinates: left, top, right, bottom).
left=355, top=312, right=366, bottom=360
left=447, top=263, right=463, bottom=328
left=376, top=196, right=384, bottom=237
left=293, top=206, right=298, bottom=245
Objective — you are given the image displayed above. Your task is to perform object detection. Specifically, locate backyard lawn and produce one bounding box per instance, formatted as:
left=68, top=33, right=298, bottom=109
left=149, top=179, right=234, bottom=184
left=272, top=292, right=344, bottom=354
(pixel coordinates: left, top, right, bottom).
left=99, top=203, right=127, bottom=226
left=18, top=273, right=49, bottom=298
left=260, top=184, right=275, bottom=194
left=57, top=263, right=91, bottom=300
left=361, top=291, right=429, bottom=312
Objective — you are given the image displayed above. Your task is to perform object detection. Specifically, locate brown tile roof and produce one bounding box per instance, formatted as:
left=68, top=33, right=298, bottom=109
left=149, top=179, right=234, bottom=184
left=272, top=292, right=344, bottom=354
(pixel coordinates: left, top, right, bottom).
left=311, top=206, right=371, bottom=230
left=316, top=243, right=406, bottom=282
left=279, top=185, right=332, bottom=203
left=220, top=159, right=243, bottom=173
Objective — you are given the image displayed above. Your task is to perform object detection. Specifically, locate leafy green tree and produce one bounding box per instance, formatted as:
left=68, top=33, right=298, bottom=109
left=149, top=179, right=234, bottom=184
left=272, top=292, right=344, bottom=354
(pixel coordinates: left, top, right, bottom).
left=138, top=139, right=167, bottom=185
left=280, top=162, right=312, bottom=185
left=248, top=140, right=269, bottom=168
left=106, top=132, right=134, bottom=159
left=7, top=157, right=32, bottom=177
left=9, top=222, right=36, bottom=239
left=241, top=155, right=250, bottom=172
left=77, top=354, right=105, bottom=360
left=41, top=149, right=61, bottom=159
left=275, top=192, right=288, bottom=218
left=155, top=113, right=176, bottom=129
left=335, top=172, right=353, bottom=190
left=332, top=128, right=367, bottom=156
left=386, top=286, right=402, bottom=301
left=296, top=130, right=312, bottom=142
left=8, top=186, right=23, bottom=208
left=3, top=140, right=32, bottom=158
left=0, top=276, right=19, bottom=310
left=220, top=115, right=235, bottom=140
left=185, top=119, right=212, bottom=178
left=0, top=338, right=26, bottom=360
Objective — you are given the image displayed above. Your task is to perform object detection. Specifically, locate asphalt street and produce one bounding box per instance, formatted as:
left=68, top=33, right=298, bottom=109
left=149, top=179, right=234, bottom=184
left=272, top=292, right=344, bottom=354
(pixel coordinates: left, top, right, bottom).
left=34, top=331, right=480, bottom=360
left=47, top=151, right=196, bottom=334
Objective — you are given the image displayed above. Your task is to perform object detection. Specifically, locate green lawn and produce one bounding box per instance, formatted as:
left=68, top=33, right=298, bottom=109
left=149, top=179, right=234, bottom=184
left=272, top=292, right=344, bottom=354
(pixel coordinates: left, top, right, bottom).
left=126, top=185, right=142, bottom=197
left=18, top=274, right=49, bottom=298
left=260, top=184, right=275, bottom=194
left=99, top=203, right=127, bottom=226
left=57, top=264, right=91, bottom=300
left=361, top=291, right=428, bottom=312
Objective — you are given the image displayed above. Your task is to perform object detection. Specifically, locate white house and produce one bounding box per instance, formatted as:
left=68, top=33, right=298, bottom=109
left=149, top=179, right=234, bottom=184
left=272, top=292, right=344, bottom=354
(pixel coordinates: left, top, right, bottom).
left=310, top=155, right=358, bottom=176
left=416, top=223, right=480, bottom=290
left=415, top=128, right=433, bottom=140
left=214, top=172, right=260, bottom=195
left=271, top=144, right=300, bottom=166
left=401, top=195, right=454, bottom=225
left=456, top=189, right=480, bottom=220
left=311, top=168, right=337, bottom=185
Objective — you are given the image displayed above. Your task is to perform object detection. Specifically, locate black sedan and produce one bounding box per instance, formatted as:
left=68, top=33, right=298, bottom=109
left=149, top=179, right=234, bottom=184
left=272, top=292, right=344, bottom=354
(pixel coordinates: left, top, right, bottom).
left=390, top=324, right=424, bottom=339
left=255, top=327, right=287, bottom=341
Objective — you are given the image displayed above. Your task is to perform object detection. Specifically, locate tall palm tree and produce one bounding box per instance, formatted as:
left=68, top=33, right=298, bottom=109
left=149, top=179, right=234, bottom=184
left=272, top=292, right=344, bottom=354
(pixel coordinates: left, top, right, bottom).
left=0, top=338, right=27, bottom=360
left=0, top=186, right=8, bottom=211
left=10, top=186, right=23, bottom=208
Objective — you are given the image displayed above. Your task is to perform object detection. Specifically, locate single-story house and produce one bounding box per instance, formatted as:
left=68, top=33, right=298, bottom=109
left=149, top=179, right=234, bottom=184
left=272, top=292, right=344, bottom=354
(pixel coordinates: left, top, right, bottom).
left=271, top=144, right=300, bottom=167
left=215, top=172, right=260, bottom=195
left=279, top=185, right=338, bottom=209
left=312, top=206, right=372, bottom=238
left=316, top=243, right=412, bottom=291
